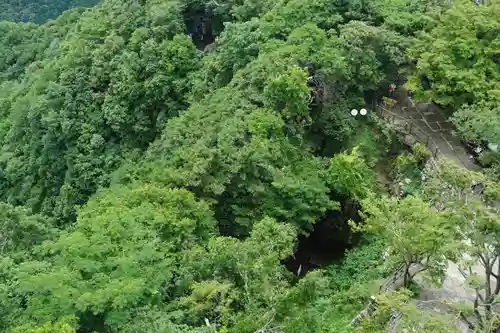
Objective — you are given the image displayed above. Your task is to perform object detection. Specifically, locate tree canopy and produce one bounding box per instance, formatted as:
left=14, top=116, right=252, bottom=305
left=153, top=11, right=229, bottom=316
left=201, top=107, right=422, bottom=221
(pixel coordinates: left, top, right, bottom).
left=0, top=0, right=99, bottom=24
left=408, top=0, right=500, bottom=145
left=0, top=0, right=499, bottom=332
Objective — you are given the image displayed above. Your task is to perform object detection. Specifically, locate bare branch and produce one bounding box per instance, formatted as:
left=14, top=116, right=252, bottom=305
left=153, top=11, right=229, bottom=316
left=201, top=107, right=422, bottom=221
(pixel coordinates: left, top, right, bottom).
left=409, top=264, right=429, bottom=280
left=475, top=299, right=499, bottom=307
left=476, top=289, right=485, bottom=302
left=479, top=253, right=488, bottom=268
left=458, top=267, right=469, bottom=279
left=459, top=312, right=475, bottom=330
left=491, top=256, right=498, bottom=268
left=473, top=295, right=484, bottom=328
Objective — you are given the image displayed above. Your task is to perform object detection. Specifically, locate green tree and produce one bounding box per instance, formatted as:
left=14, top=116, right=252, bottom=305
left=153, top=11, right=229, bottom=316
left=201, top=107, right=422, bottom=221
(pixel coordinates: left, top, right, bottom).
left=408, top=0, right=500, bottom=144
left=452, top=101, right=500, bottom=145
left=356, top=194, right=454, bottom=286
left=12, top=317, right=78, bottom=333
left=121, top=305, right=216, bottom=333
left=373, top=0, right=437, bottom=36
left=190, top=19, right=266, bottom=99
left=264, top=65, right=311, bottom=135
left=0, top=10, right=83, bottom=84
left=0, top=202, right=55, bottom=259
left=328, top=147, right=375, bottom=200
left=0, top=0, right=98, bottom=24
left=422, top=161, right=500, bottom=331
left=360, top=290, right=460, bottom=332
left=177, top=217, right=296, bottom=330
left=337, top=20, right=407, bottom=92
left=128, top=81, right=338, bottom=236
left=0, top=204, right=55, bottom=332
left=9, top=184, right=216, bottom=331
left=0, top=0, right=199, bottom=222
left=0, top=0, right=470, bottom=331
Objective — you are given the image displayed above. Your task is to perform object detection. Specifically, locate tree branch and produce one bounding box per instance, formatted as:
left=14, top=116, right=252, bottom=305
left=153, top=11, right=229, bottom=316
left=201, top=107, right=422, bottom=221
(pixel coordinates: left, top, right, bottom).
left=491, top=256, right=498, bottom=269
left=409, top=264, right=429, bottom=280
left=479, top=253, right=488, bottom=268
left=458, top=267, right=469, bottom=279
left=459, top=312, right=475, bottom=331
left=474, top=295, right=484, bottom=328
left=475, top=299, right=499, bottom=307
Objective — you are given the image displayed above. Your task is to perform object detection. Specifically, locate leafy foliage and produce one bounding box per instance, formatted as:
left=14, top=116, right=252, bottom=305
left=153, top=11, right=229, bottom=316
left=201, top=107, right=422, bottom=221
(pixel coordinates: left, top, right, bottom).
left=359, top=290, right=460, bottom=332
left=357, top=194, right=454, bottom=285
left=0, top=0, right=98, bottom=24
left=11, top=317, right=78, bottom=333
left=0, top=11, right=82, bottom=83
left=409, top=0, right=500, bottom=145
left=0, top=0, right=199, bottom=221
left=422, top=161, right=500, bottom=329
left=7, top=184, right=215, bottom=330
left=0, top=0, right=497, bottom=332
left=328, top=147, right=375, bottom=200
left=0, top=202, right=55, bottom=259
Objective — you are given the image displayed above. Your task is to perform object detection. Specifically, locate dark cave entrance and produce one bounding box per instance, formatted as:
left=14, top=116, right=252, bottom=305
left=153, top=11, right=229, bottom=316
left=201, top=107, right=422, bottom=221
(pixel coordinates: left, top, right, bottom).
left=184, top=8, right=224, bottom=50
left=283, top=199, right=362, bottom=277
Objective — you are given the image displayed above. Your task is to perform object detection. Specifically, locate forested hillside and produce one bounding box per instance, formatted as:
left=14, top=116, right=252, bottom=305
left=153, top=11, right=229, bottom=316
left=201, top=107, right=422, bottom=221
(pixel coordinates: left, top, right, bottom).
left=0, top=0, right=99, bottom=24
left=0, top=0, right=499, bottom=332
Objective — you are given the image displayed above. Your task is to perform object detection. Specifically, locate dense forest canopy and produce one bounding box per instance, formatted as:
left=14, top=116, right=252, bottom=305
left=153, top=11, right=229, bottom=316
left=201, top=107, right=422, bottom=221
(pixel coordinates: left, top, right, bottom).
left=408, top=0, right=500, bottom=144
left=0, top=0, right=499, bottom=332
left=0, top=0, right=100, bottom=24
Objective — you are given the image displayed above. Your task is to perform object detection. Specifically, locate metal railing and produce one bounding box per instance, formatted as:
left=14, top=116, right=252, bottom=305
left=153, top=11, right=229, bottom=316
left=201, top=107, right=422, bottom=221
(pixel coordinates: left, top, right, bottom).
left=376, top=103, right=441, bottom=158
left=375, top=102, right=474, bottom=170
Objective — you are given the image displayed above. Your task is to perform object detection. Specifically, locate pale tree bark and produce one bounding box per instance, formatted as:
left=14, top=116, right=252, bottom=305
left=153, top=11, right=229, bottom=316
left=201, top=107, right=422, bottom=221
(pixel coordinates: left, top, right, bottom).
left=458, top=252, right=500, bottom=331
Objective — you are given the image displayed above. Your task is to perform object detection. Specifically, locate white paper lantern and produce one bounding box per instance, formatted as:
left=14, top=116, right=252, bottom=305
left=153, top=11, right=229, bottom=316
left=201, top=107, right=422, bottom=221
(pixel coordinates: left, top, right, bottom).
left=360, top=108, right=367, bottom=116
left=350, top=109, right=358, bottom=116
